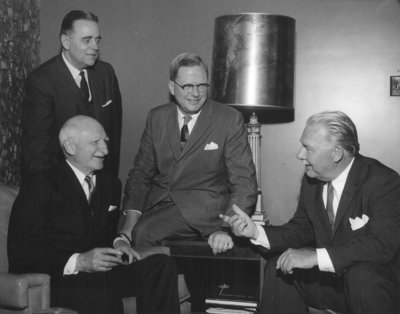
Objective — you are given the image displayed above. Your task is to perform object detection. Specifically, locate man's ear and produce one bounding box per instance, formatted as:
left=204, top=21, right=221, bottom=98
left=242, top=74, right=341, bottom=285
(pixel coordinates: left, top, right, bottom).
left=333, top=146, right=344, bottom=163
left=63, top=139, right=75, bottom=156
left=60, top=34, right=69, bottom=50
left=168, top=80, right=175, bottom=96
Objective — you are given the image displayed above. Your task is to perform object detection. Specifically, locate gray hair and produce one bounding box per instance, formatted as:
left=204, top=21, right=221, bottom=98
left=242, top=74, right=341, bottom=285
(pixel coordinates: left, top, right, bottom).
left=59, top=115, right=96, bottom=147
left=306, top=111, right=360, bottom=156
left=169, top=53, right=208, bottom=81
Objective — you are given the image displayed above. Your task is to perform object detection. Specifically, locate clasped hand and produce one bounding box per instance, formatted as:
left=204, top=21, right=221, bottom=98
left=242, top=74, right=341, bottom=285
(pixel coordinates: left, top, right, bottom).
left=276, top=247, right=318, bottom=275
left=208, top=230, right=234, bottom=254
left=77, top=241, right=141, bottom=273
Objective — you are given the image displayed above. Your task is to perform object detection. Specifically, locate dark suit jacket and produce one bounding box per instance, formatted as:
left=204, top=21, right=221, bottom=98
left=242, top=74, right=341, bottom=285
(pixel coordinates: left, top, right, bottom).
left=262, top=154, right=400, bottom=281
left=123, top=99, right=258, bottom=235
left=21, top=54, right=122, bottom=177
left=7, top=161, right=121, bottom=279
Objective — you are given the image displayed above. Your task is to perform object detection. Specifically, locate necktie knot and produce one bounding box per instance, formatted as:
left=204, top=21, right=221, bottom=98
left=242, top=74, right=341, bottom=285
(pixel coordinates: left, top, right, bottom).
left=183, top=115, right=192, bottom=125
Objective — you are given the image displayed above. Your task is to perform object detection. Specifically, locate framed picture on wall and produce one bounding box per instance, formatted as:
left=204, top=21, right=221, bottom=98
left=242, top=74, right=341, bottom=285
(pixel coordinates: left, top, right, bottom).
left=390, top=76, right=400, bottom=96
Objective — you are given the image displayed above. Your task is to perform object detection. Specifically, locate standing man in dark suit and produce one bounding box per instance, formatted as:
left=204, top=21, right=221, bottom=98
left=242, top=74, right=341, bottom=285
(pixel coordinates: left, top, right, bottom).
left=222, top=111, right=400, bottom=314
left=8, top=115, right=180, bottom=314
left=119, top=53, right=257, bottom=254
left=22, top=10, right=122, bottom=177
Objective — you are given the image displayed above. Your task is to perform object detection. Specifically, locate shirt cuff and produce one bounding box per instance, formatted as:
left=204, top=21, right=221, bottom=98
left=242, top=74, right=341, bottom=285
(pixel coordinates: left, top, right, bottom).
left=316, top=248, right=335, bottom=272
left=250, top=225, right=271, bottom=248
left=64, top=253, right=80, bottom=275
left=113, top=236, right=130, bottom=246
left=123, top=209, right=142, bottom=215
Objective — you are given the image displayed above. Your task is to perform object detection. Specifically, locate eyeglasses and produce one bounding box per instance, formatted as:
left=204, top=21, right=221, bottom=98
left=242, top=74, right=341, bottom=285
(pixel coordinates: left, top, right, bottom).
left=174, top=82, right=209, bottom=93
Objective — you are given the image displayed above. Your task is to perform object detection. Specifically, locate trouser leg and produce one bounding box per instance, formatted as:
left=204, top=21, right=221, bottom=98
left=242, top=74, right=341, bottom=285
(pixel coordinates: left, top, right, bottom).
left=55, top=254, right=180, bottom=314
left=344, top=262, right=399, bottom=314
left=259, top=253, right=346, bottom=314
left=259, top=254, right=308, bottom=314
left=132, top=201, right=199, bottom=247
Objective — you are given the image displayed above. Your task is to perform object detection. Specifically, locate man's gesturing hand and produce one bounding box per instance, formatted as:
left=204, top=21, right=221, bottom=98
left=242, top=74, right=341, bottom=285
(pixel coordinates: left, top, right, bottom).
left=219, top=204, right=259, bottom=240
left=76, top=248, right=123, bottom=272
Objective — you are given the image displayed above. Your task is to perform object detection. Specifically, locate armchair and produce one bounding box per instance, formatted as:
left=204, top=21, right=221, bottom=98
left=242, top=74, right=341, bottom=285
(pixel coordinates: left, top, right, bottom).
left=0, top=182, right=190, bottom=314
left=0, top=183, right=59, bottom=314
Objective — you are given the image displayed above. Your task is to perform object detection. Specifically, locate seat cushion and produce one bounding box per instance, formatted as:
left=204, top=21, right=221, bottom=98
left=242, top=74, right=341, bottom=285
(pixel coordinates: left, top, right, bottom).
left=0, top=182, right=19, bottom=272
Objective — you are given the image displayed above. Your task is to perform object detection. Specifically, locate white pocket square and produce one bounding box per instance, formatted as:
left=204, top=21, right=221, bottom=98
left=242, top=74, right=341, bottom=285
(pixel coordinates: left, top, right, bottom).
left=204, top=142, right=218, bottom=150
left=102, top=100, right=112, bottom=108
left=108, top=205, right=118, bottom=212
left=349, top=214, right=369, bottom=231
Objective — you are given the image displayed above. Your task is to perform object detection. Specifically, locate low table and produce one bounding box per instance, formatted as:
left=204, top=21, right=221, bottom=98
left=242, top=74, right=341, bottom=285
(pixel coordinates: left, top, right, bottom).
left=163, top=239, right=265, bottom=312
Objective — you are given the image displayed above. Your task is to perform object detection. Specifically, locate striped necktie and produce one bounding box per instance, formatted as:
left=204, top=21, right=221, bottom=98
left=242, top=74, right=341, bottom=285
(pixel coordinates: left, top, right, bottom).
left=84, top=175, right=95, bottom=203
left=326, top=181, right=335, bottom=227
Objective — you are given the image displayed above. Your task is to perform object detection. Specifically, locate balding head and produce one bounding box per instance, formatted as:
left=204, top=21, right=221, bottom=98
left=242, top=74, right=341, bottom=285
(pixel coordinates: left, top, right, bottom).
left=59, top=115, right=109, bottom=174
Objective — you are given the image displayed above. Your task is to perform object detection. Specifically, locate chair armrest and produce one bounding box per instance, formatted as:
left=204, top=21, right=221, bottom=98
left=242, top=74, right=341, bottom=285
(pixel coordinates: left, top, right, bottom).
left=0, top=272, right=50, bottom=310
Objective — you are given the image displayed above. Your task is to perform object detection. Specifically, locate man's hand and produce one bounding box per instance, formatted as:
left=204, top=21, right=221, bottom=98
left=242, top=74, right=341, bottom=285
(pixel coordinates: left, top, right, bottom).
left=113, top=239, right=141, bottom=264
left=208, top=231, right=233, bottom=254
left=276, top=247, right=318, bottom=275
left=76, top=248, right=124, bottom=273
left=219, top=204, right=259, bottom=240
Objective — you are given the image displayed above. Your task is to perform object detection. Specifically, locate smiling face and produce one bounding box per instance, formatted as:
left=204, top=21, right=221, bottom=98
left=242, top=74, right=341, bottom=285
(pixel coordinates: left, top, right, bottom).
left=296, top=123, right=339, bottom=181
left=67, top=119, right=109, bottom=174
left=61, top=19, right=101, bottom=70
left=168, top=65, right=208, bottom=114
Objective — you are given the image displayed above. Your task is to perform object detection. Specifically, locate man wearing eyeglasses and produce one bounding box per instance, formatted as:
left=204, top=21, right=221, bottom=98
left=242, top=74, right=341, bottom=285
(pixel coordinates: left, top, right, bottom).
left=116, top=53, right=257, bottom=255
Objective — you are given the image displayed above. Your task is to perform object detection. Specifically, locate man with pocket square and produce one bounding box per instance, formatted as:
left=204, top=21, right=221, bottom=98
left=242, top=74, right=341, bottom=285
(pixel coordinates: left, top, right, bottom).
left=221, top=111, right=400, bottom=314
left=21, top=10, right=122, bottom=177
left=119, top=52, right=257, bottom=254
left=8, top=115, right=180, bottom=314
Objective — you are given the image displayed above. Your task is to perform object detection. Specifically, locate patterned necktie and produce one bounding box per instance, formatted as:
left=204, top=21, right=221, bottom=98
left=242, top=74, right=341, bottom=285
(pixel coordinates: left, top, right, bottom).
left=79, top=71, right=90, bottom=102
left=84, top=175, right=95, bottom=203
left=180, top=115, right=192, bottom=148
left=326, top=181, right=335, bottom=227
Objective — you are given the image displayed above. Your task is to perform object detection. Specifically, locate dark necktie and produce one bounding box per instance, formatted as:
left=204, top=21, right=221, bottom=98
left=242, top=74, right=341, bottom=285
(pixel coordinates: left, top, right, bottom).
left=326, top=181, right=335, bottom=227
left=84, top=175, right=95, bottom=204
left=79, top=71, right=90, bottom=102
left=180, top=115, right=192, bottom=148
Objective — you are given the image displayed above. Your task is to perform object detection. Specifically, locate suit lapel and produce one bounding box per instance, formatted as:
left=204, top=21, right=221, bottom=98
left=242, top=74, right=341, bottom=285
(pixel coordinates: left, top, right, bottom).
left=166, top=104, right=181, bottom=160
left=332, top=157, right=361, bottom=235
left=56, top=55, right=92, bottom=115
left=56, top=161, right=89, bottom=208
left=86, top=67, right=101, bottom=117
left=313, top=181, right=334, bottom=238
left=91, top=171, right=108, bottom=225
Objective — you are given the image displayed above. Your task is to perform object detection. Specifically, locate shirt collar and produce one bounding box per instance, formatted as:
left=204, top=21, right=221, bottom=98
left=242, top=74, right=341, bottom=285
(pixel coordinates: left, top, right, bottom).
left=177, top=107, right=201, bottom=124
left=66, top=160, right=96, bottom=186
left=331, top=157, right=355, bottom=194
left=62, top=52, right=84, bottom=79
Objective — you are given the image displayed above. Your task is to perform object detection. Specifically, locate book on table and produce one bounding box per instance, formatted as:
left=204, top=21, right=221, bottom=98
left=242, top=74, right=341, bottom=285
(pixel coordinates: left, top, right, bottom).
left=205, top=282, right=258, bottom=310
left=206, top=306, right=256, bottom=314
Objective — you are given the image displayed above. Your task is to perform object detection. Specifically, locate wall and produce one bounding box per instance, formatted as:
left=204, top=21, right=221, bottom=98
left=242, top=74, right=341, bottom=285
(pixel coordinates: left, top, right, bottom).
left=40, top=0, right=400, bottom=224
left=0, top=0, right=40, bottom=185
